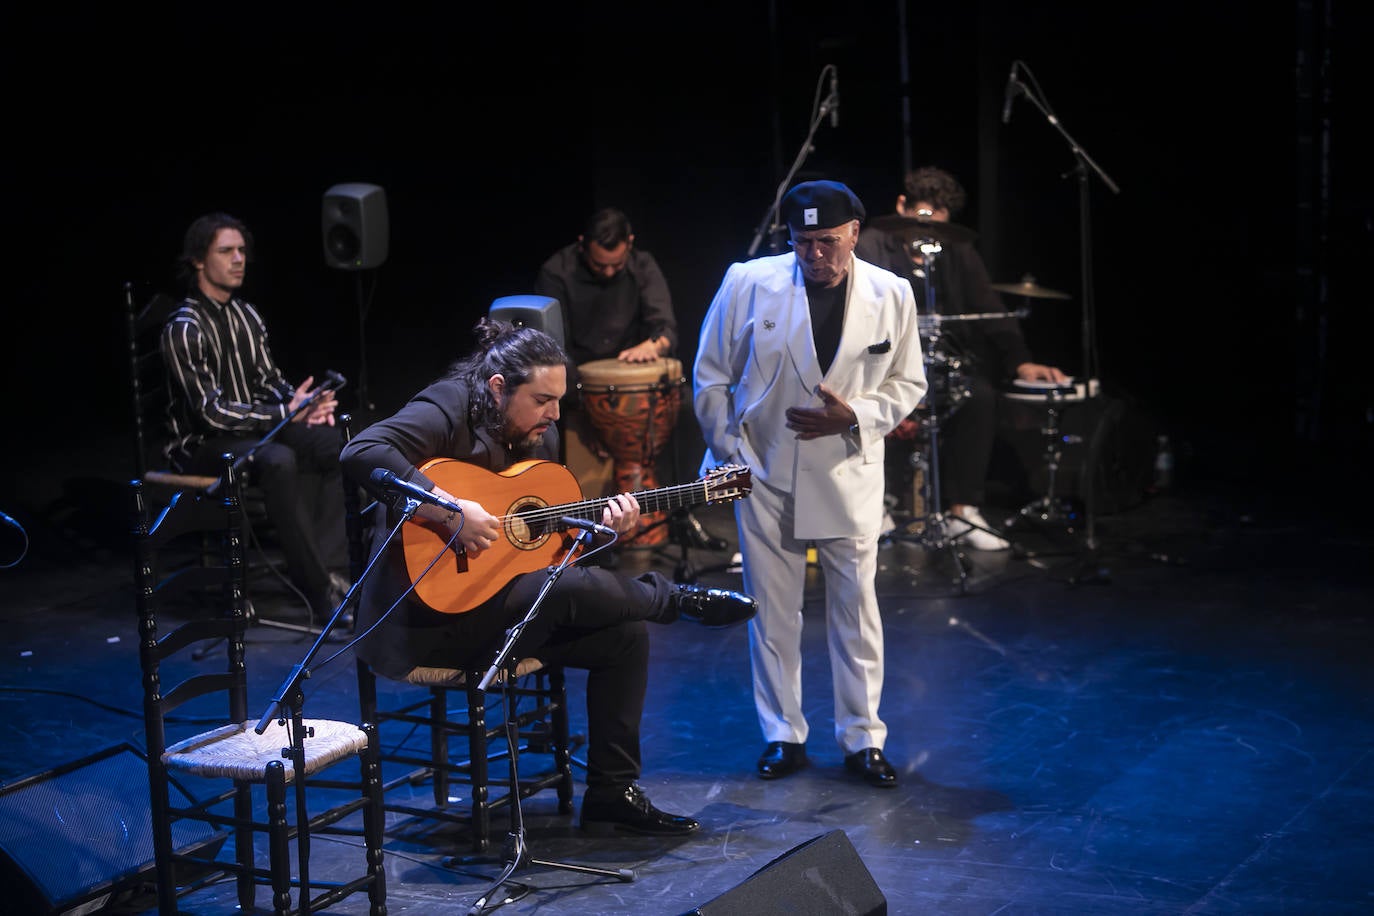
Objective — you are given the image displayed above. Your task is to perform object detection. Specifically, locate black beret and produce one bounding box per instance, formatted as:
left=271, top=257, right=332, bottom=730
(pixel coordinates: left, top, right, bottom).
left=780, top=180, right=866, bottom=230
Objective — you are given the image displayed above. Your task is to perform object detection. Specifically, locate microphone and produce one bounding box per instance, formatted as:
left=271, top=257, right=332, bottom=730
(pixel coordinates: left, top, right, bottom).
left=828, top=67, right=840, bottom=128
left=321, top=369, right=347, bottom=391
left=1001, top=62, right=1019, bottom=125
left=370, top=468, right=464, bottom=515
left=560, top=515, right=617, bottom=538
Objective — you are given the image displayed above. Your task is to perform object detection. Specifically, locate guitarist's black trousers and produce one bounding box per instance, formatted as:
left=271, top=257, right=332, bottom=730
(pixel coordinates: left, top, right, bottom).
left=407, top=563, right=679, bottom=793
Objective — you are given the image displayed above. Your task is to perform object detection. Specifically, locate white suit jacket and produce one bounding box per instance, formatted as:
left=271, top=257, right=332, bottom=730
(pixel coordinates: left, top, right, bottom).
left=693, top=252, right=927, bottom=539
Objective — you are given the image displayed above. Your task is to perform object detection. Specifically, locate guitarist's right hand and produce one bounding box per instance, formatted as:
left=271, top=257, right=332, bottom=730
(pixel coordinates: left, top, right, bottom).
left=417, top=489, right=501, bottom=557
left=452, top=497, right=501, bottom=557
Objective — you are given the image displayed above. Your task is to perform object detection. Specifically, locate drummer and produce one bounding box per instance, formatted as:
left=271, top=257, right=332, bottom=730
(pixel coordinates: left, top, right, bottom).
left=856, top=166, right=1067, bottom=550
left=534, top=206, right=678, bottom=368
left=534, top=207, right=713, bottom=553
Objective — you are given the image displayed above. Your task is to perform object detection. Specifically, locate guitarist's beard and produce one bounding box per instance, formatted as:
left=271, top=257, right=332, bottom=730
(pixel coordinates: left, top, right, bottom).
left=486, top=414, right=545, bottom=454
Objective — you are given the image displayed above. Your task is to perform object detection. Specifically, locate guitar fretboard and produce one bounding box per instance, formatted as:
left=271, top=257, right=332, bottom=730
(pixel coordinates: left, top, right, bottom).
left=497, top=478, right=709, bottom=529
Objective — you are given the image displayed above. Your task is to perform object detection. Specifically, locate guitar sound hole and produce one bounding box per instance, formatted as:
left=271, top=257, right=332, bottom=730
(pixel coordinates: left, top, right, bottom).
left=507, top=499, right=553, bottom=551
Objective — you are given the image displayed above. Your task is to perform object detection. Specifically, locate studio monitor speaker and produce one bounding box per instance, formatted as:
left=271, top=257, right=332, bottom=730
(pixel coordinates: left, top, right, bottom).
left=684, top=829, right=887, bottom=915
left=0, top=744, right=219, bottom=915
left=489, top=294, right=565, bottom=349
left=322, top=182, right=389, bottom=270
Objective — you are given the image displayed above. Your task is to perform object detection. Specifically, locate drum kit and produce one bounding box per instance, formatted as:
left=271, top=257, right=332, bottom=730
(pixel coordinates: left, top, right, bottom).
left=877, top=217, right=1082, bottom=589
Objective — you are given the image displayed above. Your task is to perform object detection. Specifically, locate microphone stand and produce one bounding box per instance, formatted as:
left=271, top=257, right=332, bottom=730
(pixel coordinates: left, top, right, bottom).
left=463, top=528, right=635, bottom=913
left=205, top=372, right=349, bottom=637
left=249, top=495, right=410, bottom=911
left=746, top=66, right=840, bottom=258
left=1009, top=66, right=1119, bottom=571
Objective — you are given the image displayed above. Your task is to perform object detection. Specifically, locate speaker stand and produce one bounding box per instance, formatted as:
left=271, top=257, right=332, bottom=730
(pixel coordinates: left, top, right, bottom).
left=353, top=270, right=377, bottom=413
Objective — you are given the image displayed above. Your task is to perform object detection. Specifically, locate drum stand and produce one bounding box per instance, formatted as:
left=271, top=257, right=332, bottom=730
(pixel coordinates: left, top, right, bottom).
left=1005, top=384, right=1112, bottom=584
left=1009, top=388, right=1082, bottom=530
left=882, top=402, right=974, bottom=593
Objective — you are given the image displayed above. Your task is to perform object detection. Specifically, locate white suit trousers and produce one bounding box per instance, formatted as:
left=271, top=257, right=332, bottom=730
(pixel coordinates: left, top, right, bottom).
left=739, top=476, right=888, bottom=753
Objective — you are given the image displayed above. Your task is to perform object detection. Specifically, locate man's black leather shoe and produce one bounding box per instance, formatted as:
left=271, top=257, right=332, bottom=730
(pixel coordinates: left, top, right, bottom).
left=673, top=584, right=756, bottom=628
left=844, top=747, right=898, bottom=788
left=580, top=783, right=700, bottom=837
left=757, top=741, right=808, bottom=779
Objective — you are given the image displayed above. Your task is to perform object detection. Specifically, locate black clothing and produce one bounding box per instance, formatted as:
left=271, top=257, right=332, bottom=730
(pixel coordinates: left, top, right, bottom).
left=532, top=243, right=677, bottom=367
left=339, top=375, right=680, bottom=789
left=806, top=275, right=848, bottom=376
left=161, top=291, right=345, bottom=606
left=856, top=231, right=1031, bottom=378
left=185, top=426, right=347, bottom=605
left=857, top=228, right=1033, bottom=508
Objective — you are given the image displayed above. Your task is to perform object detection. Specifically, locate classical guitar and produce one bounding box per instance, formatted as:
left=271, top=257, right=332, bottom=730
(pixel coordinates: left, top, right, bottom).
left=400, top=459, right=752, bottom=614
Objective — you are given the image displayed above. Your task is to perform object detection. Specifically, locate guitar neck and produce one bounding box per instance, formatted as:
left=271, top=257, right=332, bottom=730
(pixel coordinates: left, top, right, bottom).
left=516, top=479, right=706, bottom=526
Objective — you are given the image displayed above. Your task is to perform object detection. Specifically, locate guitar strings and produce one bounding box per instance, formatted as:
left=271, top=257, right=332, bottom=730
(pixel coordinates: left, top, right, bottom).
left=493, top=479, right=707, bottom=528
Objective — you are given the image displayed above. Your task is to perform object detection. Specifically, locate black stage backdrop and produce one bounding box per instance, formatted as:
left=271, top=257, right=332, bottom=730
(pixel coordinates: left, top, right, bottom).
left=3, top=1, right=1370, bottom=523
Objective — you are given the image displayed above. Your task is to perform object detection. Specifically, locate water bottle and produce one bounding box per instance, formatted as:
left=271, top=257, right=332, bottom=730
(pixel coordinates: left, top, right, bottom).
left=1153, top=435, right=1175, bottom=491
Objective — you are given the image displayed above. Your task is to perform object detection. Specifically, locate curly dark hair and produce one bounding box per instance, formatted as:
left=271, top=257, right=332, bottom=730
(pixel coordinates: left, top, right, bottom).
left=446, top=317, right=568, bottom=433
left=902, top=167, right=967, bottom=218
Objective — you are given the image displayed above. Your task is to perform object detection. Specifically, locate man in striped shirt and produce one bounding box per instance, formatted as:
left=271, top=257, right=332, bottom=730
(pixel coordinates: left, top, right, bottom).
left=161, top=212, right=348, bottom=621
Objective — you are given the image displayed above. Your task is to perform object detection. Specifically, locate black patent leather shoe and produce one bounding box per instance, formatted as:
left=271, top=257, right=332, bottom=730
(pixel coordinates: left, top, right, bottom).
left=673, top=584, right=757, bottom=628
left=580, top=783, right=700, bottom=837
left=844, top=747, right=898, bottom=788
left=756, top=741, right=808, bottom=780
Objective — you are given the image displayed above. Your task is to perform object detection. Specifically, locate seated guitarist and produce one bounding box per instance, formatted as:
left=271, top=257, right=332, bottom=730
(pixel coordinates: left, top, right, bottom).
left=339, top=316, right=756, bottom=838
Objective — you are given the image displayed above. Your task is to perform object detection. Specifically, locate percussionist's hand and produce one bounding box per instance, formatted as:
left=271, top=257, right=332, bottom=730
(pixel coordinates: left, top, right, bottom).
left=785, top=383, right=857, bottom=440
left=617, top=339, right=664, bottom=363
left=1016, top=362, right=1069, bottom=384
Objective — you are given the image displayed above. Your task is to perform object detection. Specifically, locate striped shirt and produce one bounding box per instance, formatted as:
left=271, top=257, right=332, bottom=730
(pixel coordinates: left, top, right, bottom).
left=160, top=292, right=296, bottom=466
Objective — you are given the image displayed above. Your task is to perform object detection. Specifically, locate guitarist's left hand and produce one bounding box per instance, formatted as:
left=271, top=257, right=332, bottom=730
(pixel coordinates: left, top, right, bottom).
left=601, top=492, right=642, bottom=538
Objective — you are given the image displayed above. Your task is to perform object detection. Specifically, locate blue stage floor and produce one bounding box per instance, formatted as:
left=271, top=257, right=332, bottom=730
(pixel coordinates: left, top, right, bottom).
left=1, top=440, right=1371, bottom=915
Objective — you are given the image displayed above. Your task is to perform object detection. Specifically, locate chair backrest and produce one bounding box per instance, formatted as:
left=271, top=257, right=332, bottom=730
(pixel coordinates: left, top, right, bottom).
left=124, top=281, right=218, bottom=490
left=134, top=453, right=251, bottom=760
left=133, top=454, right=389, bottom=914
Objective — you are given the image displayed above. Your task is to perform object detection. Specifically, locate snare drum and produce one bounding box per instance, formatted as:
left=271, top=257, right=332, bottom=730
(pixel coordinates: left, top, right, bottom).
left=575, top=357, right=685, bottom=546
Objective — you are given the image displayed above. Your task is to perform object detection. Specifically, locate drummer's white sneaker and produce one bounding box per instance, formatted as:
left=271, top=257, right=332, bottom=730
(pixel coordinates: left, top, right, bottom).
left=947, top=506, right=1011, bottom=551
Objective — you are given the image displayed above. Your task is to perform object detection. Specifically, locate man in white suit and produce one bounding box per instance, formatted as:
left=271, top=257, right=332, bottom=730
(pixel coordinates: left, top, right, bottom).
left=693, top=180, right=927, bottom=787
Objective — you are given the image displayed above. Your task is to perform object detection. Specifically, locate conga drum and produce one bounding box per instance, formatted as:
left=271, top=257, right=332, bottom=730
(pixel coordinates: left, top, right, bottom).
left=575, top=357, right=685, bottom=547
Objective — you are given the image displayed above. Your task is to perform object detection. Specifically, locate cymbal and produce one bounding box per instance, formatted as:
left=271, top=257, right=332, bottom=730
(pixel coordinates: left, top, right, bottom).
left=990, top=274, right=1072, bottom=300
left=868, top=214, right=979, bottom=246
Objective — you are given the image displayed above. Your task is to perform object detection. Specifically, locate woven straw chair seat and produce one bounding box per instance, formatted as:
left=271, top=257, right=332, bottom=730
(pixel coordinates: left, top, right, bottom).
left=163, top=720, right=369, bottom=782
left=400, top=657, right=544, bottom=688
left=402, top=666, right=467, bottom=686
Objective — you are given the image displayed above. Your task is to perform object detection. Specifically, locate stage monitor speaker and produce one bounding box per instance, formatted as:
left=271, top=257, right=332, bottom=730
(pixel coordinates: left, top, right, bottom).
left=0, top=743, right=221, bottom=916
left=322, top=182, right=389, bottom=270
left=684, top=829, right=887, bottom=915
left=489, top=294, right=565, bottom=349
